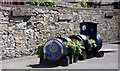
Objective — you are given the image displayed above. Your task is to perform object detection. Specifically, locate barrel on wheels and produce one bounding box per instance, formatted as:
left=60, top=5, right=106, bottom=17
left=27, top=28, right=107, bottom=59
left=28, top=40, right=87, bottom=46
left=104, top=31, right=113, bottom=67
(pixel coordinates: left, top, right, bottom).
left=69, top=35, right=86, bottom=61
left=43, top=37, right=75, bottom=66
left=43, top=38, right=68, bottom=61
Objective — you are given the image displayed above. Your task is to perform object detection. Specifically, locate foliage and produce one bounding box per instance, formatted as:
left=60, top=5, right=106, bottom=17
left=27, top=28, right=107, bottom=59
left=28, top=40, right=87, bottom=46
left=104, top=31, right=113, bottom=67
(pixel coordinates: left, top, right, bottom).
left=64, top=40, right=85, bottom=55
left=86, top=37, right=97, bottom=48
left=35, top=39, right=86, bottom=57
left=72, top=0, right=95, bottom=8
left=25, top=1, right=57, bottom=7
left=101, top=3, right=112, bottom=5
left=35, top=43, right=45, bottom=57
left=64, top=42, right=77, bottom=55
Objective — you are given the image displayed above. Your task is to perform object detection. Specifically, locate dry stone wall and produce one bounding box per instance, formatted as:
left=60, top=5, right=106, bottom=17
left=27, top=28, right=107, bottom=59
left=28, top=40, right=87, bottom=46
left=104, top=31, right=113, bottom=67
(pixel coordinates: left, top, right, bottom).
left=0, top=6, right=119, bottom=60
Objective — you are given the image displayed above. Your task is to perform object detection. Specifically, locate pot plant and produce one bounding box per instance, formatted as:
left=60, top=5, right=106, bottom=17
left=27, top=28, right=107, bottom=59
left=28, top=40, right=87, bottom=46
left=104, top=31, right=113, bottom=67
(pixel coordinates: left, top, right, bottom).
left=35, top=43, right=45, bottom=57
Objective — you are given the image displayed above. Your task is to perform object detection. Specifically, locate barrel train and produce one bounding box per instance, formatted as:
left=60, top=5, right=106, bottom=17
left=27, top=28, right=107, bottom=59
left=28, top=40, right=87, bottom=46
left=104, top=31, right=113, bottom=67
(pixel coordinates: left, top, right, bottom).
left=36, top=22, right=104, bottom=66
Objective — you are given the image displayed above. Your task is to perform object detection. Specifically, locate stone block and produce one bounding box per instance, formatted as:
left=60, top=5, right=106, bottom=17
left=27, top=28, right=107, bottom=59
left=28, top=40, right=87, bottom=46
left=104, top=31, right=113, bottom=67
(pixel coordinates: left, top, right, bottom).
left=59, top=14, right=73, bottom=21
left=2, top=34, right=8, bottom=41
left=8, top=25, right=15, bottom=30
left=34, top=8, right=46, bottom=14
left=85, top=15, right=93, bottom=20
left=3, top=11, right=9, bottom=16
left=12, top=11, right=32, bottom=16
left=29, top=40, right=37, bottom=46
left=0, top=24, right=8, bottom=31
left=47, top=22, right=57, bottom=30
left=60, top=22, right=69, bottom=29
left=35, top=32, right=40, bottom=39
left=15, top=22, right=27, bottom=30
left=15, top=36, right=23, bottom=41
left=36, top=15, right=44, bottom=21
left=8, top=34, right=14, bottom=41
left=105, top=12, right=114, bottom=17
left=13, top=17, right=25, bottom=23
left=14, top=30, right=24, bottom=36
left=24, top=29, right=34, bottom=39
left=30, top=16, right=38, bottom=22
left=1, top=15, right=9, bottom=21
left=27, top=22, right=36, bottom=29
left=69, top=23, right=75, bottom=30
left=36, top=23, right=43, bottom=31
left=49, top=10, right=59, bottom=14
left=54, top=15, right=59, bottom=22
left=117, top=15, right=120, bottom=22
left=74, top=23, right=80, bottom=29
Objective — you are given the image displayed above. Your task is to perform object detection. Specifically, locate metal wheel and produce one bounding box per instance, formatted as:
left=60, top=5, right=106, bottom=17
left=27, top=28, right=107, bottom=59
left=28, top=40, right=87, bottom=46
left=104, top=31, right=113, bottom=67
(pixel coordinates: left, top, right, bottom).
left=40, top=56, right=45, bottom=64
left=81, top=50, right=87, bottom=60
left=96, top=51, right=104, bottom=57
left=73, top=54, right=78, bottom=62
left=63, top=56, right=70, bottom=66
left=70, top=55, right=74, bottom=64
left=78, top=50, right=87, bottom=60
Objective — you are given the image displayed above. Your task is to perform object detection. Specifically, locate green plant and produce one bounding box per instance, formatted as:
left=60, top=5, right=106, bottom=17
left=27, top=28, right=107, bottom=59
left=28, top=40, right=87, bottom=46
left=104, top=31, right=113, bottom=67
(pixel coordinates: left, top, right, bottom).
left=64, top=40, right=85, bottom=56
left=35, top=43, right=45, bottom=57
left=72, top=0, right=94, bottom=8
left=86, top=37, right=97, bottom=48
left=25, top=1, right=57, bottom=7
left=36, top=39, right=86, bottom=57
left=64, top=42, right=76, bottom=55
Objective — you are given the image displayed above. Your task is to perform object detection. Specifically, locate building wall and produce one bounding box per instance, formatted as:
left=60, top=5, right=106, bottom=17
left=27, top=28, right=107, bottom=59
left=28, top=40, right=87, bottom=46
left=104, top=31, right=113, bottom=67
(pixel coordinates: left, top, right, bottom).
left=0, top=6, right=119, bottom=60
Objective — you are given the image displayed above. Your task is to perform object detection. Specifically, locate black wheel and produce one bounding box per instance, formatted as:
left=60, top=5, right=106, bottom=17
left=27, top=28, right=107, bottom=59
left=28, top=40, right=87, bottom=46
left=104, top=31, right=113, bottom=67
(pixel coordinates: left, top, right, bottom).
left=82, top=51, right=87, bottom=60
left=86, top=50, right=94, bottom=59
left=73, top=54, right=78, bottom=62
left=63, top=56, right=70, bottom=66
left=70, top=55, right=74, bottom=64
left=79, top=50, right=87, bottom=60
left=40, top=56, right=45, bottom=64
left=96, top=51, right=104, bottom=57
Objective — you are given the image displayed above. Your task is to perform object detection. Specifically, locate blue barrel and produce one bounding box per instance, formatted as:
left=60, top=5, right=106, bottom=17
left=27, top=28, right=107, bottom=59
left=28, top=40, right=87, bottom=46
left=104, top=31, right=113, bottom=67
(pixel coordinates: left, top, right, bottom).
left=43, top=38, right=69, bottom=61
left=62, top=37, right=73, bottom=44
left=77, top=34, right=87, bottom=41
left=78, top=34, right=103, bottom=51
left=95, top=35, right=102, bottom=51
left=69, top=35, right=85, bottom=47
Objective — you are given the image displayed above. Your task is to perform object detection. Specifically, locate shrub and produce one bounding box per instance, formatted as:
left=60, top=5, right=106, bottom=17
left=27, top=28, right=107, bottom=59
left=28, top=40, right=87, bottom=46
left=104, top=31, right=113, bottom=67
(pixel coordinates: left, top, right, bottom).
left=64, top=40, right=85, bottom=55
left=35, top=43, right=45, bottom=57
left=86, top=37, right=97, bottom=48
left=25, top=1, right=57, bottom=7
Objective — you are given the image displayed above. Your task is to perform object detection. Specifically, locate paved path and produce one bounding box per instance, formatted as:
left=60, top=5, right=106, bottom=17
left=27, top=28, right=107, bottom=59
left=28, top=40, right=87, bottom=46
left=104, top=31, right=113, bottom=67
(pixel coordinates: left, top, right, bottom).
left=1, top=42, right=119, bottom=69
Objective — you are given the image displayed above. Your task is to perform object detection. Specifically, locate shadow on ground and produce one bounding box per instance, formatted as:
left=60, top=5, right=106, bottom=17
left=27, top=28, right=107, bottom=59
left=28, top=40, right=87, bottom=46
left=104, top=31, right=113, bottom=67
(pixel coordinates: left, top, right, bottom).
left=102, top=51, right=116, bottom=53
left=27, top=50, right=117, bottom=68
left=110, top=41, right=120, bottom=45
left=27, top=63, right=60, bottom=68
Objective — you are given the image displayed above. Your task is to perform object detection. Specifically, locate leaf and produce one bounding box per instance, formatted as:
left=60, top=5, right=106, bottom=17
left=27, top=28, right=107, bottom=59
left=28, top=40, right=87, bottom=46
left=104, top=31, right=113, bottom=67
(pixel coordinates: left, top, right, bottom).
left=86, top=37, right=97, bottom=48
left=64, top=39, right=84, bottom=55
left=35, top=43, right=45, bottom=56
left=25, top=1, right=57, bottom=7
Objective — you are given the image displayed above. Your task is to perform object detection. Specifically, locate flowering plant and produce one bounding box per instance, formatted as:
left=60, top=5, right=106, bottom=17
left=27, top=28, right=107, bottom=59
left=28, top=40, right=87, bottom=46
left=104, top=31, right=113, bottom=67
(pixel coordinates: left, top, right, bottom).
left=86, top=37, right=97, bottom=48
left=64, top=39, right=85, bottom=56
left=35, top=43, right=45, bottom=57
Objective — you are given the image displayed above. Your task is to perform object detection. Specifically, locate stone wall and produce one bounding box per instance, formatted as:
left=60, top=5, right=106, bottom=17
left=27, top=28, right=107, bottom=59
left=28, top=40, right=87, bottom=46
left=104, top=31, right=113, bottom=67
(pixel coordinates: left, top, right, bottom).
left=0, top=6, right=120, bottom=60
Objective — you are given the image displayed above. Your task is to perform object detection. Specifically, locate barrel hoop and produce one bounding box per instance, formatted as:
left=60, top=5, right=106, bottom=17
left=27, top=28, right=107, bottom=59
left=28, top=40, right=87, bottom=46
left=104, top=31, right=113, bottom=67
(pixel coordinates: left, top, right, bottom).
left=43, top=39, right=64, bottom=61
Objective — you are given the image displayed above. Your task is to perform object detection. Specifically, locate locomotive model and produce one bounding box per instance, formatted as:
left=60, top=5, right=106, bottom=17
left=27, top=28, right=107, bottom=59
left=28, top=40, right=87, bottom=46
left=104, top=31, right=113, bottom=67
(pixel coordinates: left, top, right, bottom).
left=36, top=22, right=104, bottom=66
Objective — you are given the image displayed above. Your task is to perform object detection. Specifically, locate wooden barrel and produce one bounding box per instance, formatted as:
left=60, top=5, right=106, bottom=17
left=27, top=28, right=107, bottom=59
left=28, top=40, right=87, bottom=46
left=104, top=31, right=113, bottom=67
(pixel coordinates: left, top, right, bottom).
left=95, top=35, right=102, bottom=51
left=69, top=35, right=85, bottom=47
left=57, top=36, right=73, bottom=44
left=78, top=34, right=102, bottom=51
left=43, top=38, right=69, bottom=61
